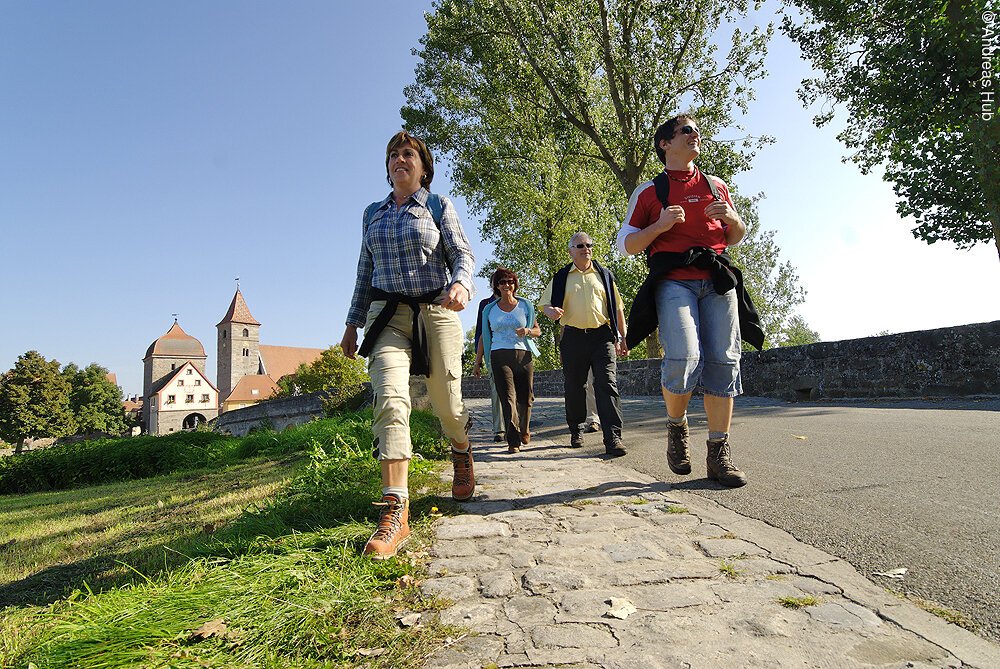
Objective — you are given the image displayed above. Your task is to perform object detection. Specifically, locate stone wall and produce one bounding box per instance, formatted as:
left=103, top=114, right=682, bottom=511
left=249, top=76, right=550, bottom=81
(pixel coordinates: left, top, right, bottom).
left=214, top=322, right=998, bottom=435
left=739, top=320, right=1000, bottom=400
left=210, top=385, right=378, bottom=436
left=211, top=392, right=327, bottom=436
left=463, top=321, right=1000, bottom=401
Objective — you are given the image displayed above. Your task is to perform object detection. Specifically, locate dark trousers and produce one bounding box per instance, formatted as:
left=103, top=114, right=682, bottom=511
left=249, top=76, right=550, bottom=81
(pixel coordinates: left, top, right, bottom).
left=560, top=325, right=623, bottom=446
left=490, top=349, right=534, bottom=449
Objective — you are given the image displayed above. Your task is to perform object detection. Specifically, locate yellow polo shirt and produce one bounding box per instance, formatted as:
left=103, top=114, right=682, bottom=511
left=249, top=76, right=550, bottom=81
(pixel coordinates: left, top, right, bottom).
left=539, top=263, right=623, bottom=330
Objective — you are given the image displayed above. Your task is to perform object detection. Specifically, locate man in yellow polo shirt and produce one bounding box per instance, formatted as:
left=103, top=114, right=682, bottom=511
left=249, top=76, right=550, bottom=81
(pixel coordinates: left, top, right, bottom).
left=540, top=232, right=629, bottom=456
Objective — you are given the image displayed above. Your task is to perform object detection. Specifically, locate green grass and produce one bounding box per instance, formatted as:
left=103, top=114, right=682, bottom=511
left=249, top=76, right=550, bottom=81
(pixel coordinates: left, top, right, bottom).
left=0, top=410, right=455, bottom=669
left=665, top=504, right=688, bottom=514
left=905, top=594, right=976, bottom=630
left=778, top=595, right=820, bottom=609
left=0, top=409, right=448, bottom=496
left=718, top=560, right=741, bottom=580
left=0, top=457, right=299, bottom=606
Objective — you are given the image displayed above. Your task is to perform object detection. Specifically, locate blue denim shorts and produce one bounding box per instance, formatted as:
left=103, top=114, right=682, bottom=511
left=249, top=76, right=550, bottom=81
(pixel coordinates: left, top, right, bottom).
left=655, top=279, right=742, bottom=397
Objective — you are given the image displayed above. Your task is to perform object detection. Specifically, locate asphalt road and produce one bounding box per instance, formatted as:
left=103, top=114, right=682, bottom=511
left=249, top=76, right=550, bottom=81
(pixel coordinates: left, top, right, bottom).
left=522, top=395, right=1000, bottom=643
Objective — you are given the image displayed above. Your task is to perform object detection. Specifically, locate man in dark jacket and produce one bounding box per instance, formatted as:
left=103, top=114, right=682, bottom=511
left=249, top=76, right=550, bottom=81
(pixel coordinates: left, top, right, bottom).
left=540, top=232, right=629, bottom=457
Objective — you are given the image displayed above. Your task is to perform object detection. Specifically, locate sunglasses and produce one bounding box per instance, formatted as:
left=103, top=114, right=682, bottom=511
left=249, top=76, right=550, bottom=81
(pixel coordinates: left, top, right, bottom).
left=679, top=125, right=699, bottom=135
left=497, top=280, right=515, bottom=286
left=573, top=243, right=594, bottom=249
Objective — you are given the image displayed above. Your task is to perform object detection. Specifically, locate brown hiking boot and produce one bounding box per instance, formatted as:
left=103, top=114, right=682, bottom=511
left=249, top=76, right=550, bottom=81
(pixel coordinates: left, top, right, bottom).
left=520, top=432, right=531, bottom=445
left=605, top=438, right=627, bottom=457
left=569, top=431, right=584, bottom=448
left=706, top=439, right=747, bottom=487
left=666, top=420, right=692, bottom=475
left=451, top=445, right=475, bottom=501
left=363, top=494, right=410, bottom=559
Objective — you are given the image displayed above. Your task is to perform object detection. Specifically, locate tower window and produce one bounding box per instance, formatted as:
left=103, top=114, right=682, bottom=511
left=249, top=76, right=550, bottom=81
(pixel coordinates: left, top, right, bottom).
left=243, top=348, right=249, bottom=357
left=167, top=395, right=175, bottom=404
left=186, top=368, right=193, bottom=375
left=194, top=379, right=201, bottom=386
left=186, top=394, right=194, bottom=403
left=177, top=380, right=184, bottom=386
left=201, top=394, right=210, bottom=402
left=222, top=330, right=227, bottom=339
left=243, top=328, right=249, bottom=337
left=171, top=364, right=176, bottom=370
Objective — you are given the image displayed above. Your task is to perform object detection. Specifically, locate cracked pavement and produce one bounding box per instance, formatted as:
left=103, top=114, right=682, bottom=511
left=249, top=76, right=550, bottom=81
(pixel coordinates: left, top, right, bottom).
left=419, top=398, right=1000, bottom=669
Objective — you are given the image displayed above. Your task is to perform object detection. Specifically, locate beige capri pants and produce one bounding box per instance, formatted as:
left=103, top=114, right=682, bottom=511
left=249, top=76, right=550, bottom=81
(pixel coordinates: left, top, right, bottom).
left=365, top=300, right=470, bottom=460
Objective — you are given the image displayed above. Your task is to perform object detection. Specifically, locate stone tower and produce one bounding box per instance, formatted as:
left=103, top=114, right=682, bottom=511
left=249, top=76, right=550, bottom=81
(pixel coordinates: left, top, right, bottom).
left=217, top=288, right=261, bottom=405
left=142, top=320, right=207, bottom=429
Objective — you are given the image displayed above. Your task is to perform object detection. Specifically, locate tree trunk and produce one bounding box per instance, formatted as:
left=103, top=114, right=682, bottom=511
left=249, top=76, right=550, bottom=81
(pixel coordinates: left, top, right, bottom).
left=645, top=332, right=662, bottom=359
left=14, top=438, right=24, bottom=455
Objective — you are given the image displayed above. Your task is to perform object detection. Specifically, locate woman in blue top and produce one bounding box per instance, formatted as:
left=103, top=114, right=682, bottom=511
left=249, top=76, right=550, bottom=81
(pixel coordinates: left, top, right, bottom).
left=473, top=268, right=541, bottom=453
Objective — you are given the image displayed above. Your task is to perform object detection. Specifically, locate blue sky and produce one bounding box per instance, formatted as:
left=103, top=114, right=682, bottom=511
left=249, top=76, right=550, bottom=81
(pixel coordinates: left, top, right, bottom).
left=1, top=1, right=996, bottom=397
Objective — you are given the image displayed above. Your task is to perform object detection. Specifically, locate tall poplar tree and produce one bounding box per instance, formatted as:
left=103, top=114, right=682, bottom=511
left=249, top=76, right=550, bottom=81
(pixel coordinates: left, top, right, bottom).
left=405, top=0, right=814, bottom=356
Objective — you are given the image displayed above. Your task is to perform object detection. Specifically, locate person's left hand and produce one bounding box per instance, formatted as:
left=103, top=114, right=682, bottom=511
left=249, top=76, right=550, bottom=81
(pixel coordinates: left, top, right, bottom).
left=615, top=340, right=629, bottom=357
left=515, top=327, right=527, bottom=337
left=441, top=283, right=469, bottom=311
left=705, top=201, right=738, bottom=226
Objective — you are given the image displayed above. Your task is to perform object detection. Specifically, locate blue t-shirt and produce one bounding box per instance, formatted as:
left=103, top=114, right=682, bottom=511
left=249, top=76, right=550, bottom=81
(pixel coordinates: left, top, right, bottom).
left=488, top=301, right=529, bottom=351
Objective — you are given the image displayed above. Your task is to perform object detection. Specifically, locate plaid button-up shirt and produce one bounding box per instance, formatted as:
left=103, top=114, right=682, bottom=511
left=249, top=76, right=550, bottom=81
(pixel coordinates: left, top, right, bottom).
left=346, top=188, right=476, bottom=327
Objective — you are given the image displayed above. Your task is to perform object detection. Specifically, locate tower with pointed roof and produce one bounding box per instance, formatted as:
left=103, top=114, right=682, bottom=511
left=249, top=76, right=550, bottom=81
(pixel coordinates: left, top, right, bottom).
left=142, top=321, right=217, bottom=433
left=217, top=288, right=262, bottom=405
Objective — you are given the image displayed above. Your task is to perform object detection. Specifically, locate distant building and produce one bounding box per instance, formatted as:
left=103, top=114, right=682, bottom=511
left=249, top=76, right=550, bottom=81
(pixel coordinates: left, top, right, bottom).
left=142, top=322, right=220, bottom=434
left=215, top=288, right=324, bottom=413
left=141, top=288, right=323, bottom=435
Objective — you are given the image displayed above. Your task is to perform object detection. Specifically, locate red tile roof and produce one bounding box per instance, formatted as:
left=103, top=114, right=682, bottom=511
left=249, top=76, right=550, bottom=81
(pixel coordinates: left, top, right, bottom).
left=217, top=288, right=261, bottom=326
left=144, top=321, right=207, bottom=359
left=259, top=344, right=325, bottom=381
left=224, top=374, right=280, bottom=403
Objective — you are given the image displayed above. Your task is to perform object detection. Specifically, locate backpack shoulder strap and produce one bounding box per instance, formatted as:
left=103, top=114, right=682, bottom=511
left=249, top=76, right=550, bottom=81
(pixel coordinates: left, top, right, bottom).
left=652, top=172, right=670, bottom=209
left=426, top=193, right=444, bottom=230
left=363, top=201, right=382, bottom=230
left=702, top=173, right=722, bottom=201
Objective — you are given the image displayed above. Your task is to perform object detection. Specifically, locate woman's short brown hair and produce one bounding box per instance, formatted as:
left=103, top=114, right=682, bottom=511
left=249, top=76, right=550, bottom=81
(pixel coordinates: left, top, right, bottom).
left=491, top=267, right=519, bottom=295
left=385, top=131, right=435, bottom=189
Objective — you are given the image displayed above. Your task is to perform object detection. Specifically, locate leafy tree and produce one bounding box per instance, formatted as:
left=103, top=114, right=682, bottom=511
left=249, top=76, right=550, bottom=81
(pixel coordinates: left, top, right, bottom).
left=782, top=0, right=1000, bottom=260
left=406, top=0, right=773, bottom=197
left=727, top=194, right=812, bottom=349
left=775, top=315, right=821, bottom=347
left=276, top=346, right=369, bottom=411
left=0, top=351, right=76, bottom=453
left=63, top=363, right=128, bottom=436
left=406, top=0, right=817, bottom=357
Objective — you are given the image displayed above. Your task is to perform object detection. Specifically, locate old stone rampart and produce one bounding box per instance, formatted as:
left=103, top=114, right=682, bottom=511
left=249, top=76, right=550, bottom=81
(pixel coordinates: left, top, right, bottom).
left=213, top=322, right=999, bottom=435
left=211, top=392, right=327, bottom=436
left=463, top=320, right=1000, bottom=401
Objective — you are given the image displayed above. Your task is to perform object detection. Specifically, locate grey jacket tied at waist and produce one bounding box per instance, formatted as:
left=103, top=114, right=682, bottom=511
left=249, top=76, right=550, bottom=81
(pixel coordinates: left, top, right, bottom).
left=625, top=248, right=765, bottom=351
left=357, top=287, right=444, bottom=377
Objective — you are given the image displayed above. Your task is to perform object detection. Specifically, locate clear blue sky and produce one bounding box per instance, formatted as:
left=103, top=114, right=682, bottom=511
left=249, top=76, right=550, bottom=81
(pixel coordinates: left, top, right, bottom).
left=2, top=1, right=996, bottom=397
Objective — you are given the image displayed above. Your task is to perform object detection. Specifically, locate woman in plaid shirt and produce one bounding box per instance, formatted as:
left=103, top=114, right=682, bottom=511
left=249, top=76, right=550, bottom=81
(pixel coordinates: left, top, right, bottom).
left=341, top=131, right=476, bottom=560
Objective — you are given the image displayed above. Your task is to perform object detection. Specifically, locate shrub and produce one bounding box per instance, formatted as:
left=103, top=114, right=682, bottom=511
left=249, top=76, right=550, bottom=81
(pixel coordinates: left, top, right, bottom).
left=0, top=409, right=445, bottom=495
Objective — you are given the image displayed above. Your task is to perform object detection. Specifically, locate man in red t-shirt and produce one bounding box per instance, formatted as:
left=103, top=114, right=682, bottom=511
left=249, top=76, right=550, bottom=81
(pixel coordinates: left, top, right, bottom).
left=616, top=115, right=749, bottom=487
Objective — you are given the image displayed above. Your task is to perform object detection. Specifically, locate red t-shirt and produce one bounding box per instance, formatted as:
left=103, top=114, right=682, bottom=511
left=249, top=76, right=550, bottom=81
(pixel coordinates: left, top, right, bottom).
left=622, top=168, right=733, bottom=280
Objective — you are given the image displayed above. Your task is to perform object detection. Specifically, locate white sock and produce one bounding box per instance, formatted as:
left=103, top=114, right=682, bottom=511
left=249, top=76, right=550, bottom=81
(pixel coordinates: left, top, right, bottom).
left=383, top=486, right=408, bottom=500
